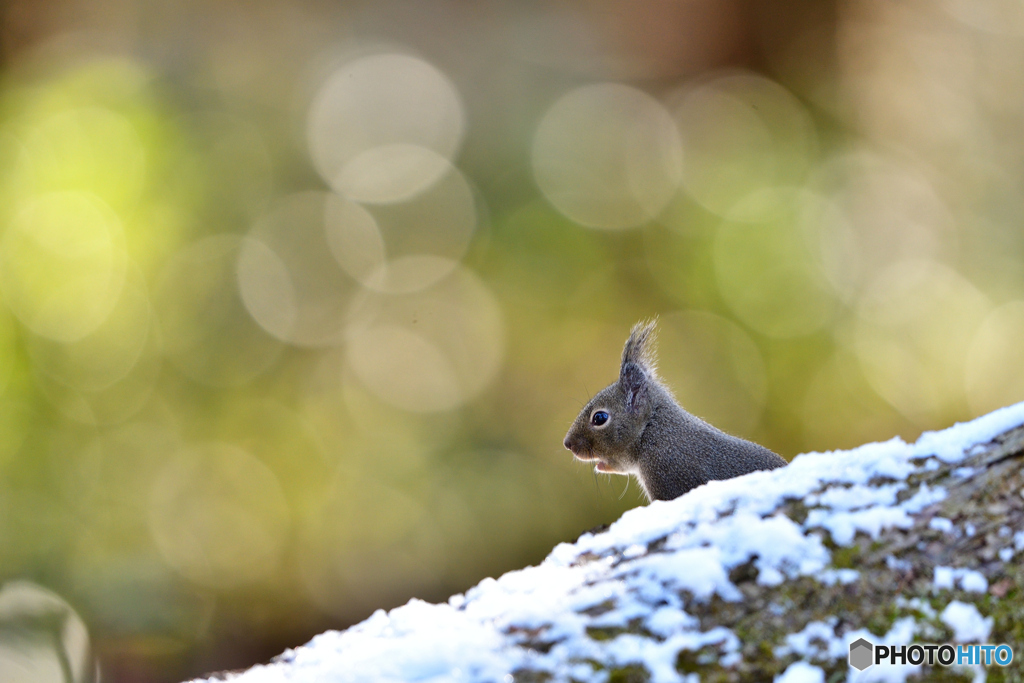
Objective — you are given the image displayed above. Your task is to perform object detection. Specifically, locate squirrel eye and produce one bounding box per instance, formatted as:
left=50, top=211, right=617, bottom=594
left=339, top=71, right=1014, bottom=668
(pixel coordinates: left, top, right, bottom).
left=591, top=410, right=609, bottom=426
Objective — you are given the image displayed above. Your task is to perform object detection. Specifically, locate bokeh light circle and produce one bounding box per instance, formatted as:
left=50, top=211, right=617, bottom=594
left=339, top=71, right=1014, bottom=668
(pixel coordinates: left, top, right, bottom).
left=965, top=301, right=1024, bottom=415
left=149, top=443, right=290, bottom=588
left=239, top=191, right=362, bottom=347
left=32, top=316, right=162, bottom=426
left=942, top=0, right=1024, bottom=35
left=810, top=152, right=958, bottom=290
left=322, top=193, right=385, bottom=287
left=21, top=106, right=146, bottom=212
left=27, top=264, right=152, bottom=392
left=0, top=191, right=128, bottom=342
left=346, top=265, right=504, bottom=412
left=307, top=53, right=465, bottom=203
left=0, top=581, right=95, bottom=683
left=672, top=71, right=816, bottom=216
left=327, top=164, right=478, bottom=293
left=532, top=83, right=683, bottom=229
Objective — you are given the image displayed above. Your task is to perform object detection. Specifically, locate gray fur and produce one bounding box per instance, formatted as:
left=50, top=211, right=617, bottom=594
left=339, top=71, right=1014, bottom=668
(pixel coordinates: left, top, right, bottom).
left=563, top=320, right=787, bottom=502
left=621, top=319, right=658, bottom=373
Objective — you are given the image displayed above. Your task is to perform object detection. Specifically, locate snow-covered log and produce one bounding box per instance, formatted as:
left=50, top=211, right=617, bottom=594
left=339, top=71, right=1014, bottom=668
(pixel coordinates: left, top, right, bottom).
left=193, top=403, right=1024, bottom=683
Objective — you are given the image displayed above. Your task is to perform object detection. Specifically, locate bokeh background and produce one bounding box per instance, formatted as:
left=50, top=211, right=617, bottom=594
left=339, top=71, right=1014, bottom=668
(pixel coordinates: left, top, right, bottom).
left=2, top=1, right=1024, bottom=681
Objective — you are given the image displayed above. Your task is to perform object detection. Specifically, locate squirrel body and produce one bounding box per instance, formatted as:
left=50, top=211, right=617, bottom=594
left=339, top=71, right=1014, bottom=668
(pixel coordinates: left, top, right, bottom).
left=563, top=320, right=786, bottom=502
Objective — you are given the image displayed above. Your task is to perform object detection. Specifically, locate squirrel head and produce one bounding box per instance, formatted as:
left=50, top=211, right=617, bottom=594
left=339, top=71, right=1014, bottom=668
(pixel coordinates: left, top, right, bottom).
left=563, top=320, right=659, bottom=475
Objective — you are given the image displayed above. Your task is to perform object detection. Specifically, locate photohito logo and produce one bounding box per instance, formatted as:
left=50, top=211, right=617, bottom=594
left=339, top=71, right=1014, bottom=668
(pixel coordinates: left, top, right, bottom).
left=849, top=638, right=873, bottom=671
left=848, top=638, right=1013, bottom=670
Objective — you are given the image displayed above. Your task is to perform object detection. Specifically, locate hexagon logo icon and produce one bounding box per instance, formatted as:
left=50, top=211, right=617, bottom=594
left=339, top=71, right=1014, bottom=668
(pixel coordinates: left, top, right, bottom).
left=849, top=638, right=874, bottom=671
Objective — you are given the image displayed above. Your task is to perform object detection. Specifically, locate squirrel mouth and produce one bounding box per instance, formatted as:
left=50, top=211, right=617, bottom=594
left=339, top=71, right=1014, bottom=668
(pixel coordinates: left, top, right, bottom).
left=570, top=450, right=620, bottom=474
left=571, top=449, right=598, bottom=462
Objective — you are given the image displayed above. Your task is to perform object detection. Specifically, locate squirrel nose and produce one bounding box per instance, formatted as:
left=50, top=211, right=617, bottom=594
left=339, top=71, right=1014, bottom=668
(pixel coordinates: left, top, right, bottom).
left=563, top=436, right=573, bottom=451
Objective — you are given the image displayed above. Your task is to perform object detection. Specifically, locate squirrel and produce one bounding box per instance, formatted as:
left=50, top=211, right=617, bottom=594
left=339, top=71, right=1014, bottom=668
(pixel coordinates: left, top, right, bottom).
left=563, top=319, right=787, bottom=502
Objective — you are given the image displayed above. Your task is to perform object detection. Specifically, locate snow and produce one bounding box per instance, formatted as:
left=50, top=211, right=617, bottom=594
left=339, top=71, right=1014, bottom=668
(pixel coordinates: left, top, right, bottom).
left=777, top=619, right=844, bottom=659
left=818, top=568, right=859, bottom=585
left=895, top=596, right=935, bottom=620
left=941, top=601, right=993, bottom=642
left=959, top=570, right=988, bottom=593
left=191, top=402, right=1024, bottom=683
left=933, top=567, right=988, bottom=593
left=933, top=566, right=955, bottom=590
left=775, top=660, right=824, bottom=683
left=645, top=606, right=697, bottom=637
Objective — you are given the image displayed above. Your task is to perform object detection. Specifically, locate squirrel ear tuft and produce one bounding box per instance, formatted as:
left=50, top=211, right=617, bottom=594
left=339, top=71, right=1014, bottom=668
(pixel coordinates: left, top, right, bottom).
left=621, top=318, right=658, bottom=373
left=620, top=362, right=648, bottom=412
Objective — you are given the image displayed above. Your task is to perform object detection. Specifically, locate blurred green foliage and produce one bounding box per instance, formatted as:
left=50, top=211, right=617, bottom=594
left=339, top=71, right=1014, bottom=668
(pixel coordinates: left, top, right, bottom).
left=1, top=2, right=1024, bottom=682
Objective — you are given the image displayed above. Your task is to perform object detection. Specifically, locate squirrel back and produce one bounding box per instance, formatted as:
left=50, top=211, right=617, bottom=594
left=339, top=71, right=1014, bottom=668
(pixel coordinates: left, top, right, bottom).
left=563, top=319, right=786, bottom=501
